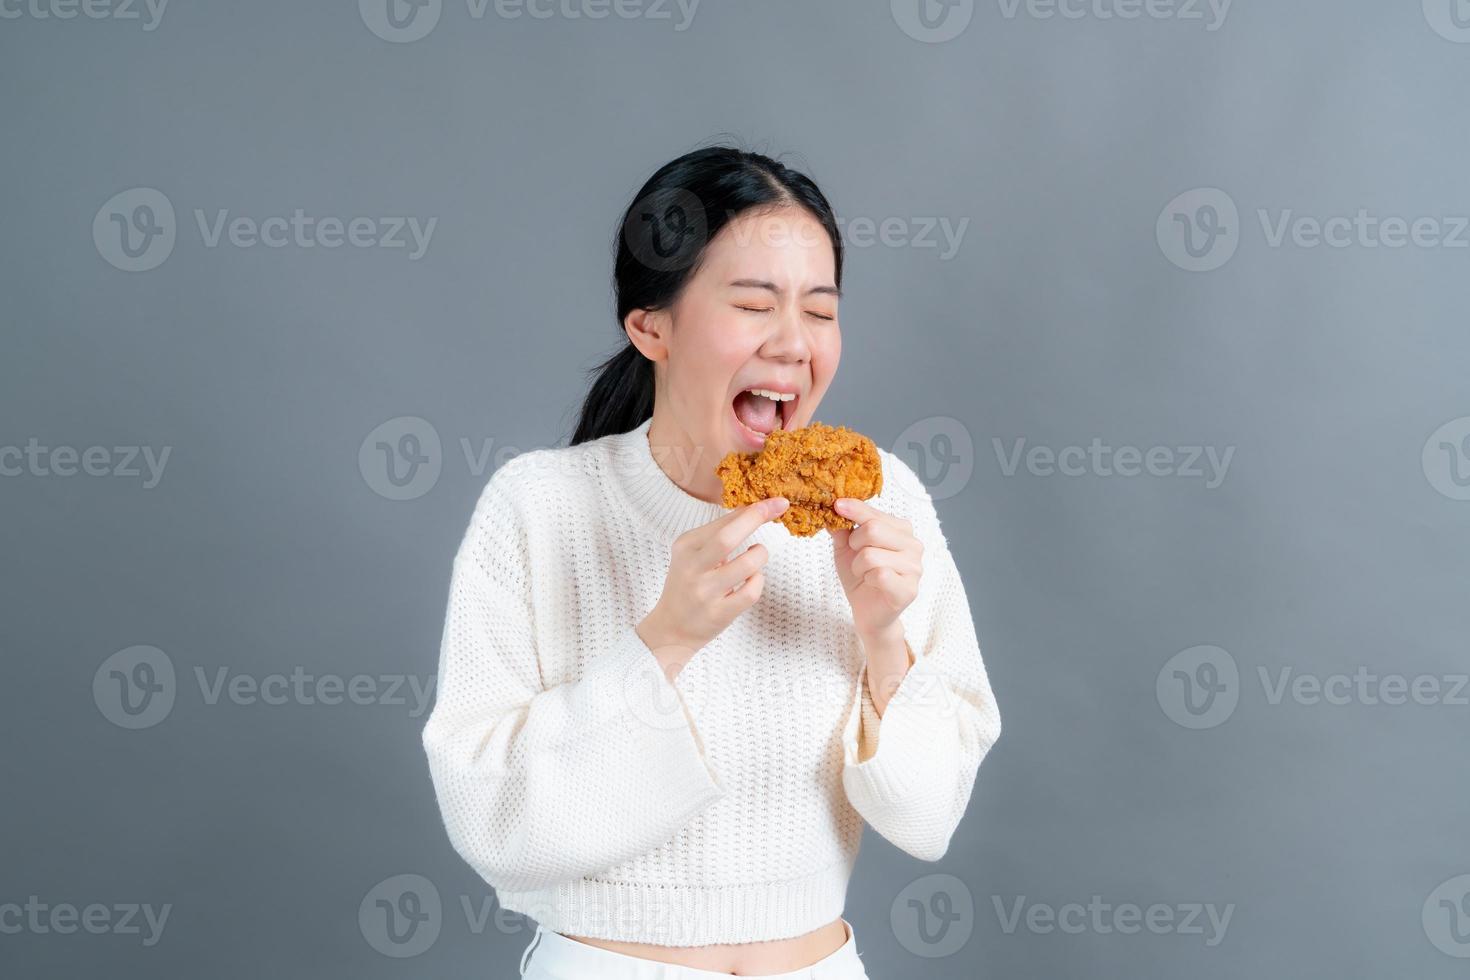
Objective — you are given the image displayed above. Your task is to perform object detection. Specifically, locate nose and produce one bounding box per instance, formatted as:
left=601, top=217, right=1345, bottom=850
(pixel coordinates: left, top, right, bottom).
left=761, top=306, right=812, bottom=364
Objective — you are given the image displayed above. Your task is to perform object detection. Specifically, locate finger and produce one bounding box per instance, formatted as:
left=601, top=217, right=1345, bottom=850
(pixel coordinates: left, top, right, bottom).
left=713, top=543, right=769, bottom=594
left=834, top=497, right=902, bottom=528
left=722, top=569, right=766, bottom=606
left=847, top=517, right=918, bottom=554
left=851, top=545, right=922, bottom=581
left=702, top=497, right=788, bottom=558
left=858, top=565, right=917, bottom=605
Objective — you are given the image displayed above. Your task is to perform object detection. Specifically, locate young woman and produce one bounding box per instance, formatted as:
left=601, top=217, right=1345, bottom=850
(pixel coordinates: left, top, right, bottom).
left=422, top=146, right=1002, bottom=979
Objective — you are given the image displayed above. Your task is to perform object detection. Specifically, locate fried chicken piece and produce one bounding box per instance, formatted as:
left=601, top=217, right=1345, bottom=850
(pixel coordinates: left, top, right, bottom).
left=716, top=422, right=883, bottom=536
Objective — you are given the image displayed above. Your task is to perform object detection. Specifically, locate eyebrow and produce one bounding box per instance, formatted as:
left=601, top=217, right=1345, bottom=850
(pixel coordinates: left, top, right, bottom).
left=727, top=278, right=842, bottom=299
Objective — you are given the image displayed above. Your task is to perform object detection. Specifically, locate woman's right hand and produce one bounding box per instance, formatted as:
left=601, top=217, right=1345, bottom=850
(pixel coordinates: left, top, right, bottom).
left=637, top=496, right=790, bottom=677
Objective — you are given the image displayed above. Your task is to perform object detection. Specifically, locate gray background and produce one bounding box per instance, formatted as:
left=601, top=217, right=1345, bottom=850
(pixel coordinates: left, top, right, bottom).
left=4, top=0, right=1469, bottom=977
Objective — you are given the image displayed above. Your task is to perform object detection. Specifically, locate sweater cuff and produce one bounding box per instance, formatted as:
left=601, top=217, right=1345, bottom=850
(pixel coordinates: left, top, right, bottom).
left=560, top=622, right=725, bottom=794
left=841, top=648, right=960, bottom=807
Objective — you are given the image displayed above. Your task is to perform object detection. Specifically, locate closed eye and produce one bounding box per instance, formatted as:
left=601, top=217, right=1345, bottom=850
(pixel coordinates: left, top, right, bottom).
left=736, top=305, right=835, bottom=322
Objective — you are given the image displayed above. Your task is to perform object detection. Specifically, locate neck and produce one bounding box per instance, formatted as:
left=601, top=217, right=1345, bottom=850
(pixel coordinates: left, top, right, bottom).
left=607, top=416, right=787, bottom=550
left=647, top=410, right=726, bottom=503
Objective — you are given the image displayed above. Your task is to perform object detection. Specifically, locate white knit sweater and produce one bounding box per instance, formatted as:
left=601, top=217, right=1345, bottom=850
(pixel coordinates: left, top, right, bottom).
left=421, top=416, right=1001, bottom=946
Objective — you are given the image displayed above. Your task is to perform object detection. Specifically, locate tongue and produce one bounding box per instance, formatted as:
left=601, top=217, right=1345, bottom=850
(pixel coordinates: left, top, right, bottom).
left=734, top=390, right=780, bottom=434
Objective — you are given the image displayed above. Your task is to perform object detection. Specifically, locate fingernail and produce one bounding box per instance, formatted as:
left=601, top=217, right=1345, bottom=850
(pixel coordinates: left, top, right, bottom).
left=833, top=498, right=848, bottom=513
left=768, top=497, right=788, bottom=512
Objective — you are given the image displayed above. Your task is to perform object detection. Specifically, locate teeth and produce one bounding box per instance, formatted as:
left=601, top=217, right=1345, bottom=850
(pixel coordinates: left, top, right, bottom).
left=744, top=387, right=795, bottom=402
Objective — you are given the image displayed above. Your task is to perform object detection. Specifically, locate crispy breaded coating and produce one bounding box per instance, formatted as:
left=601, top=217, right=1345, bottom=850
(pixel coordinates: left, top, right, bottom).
left=716, top=422, right=883, bottom=536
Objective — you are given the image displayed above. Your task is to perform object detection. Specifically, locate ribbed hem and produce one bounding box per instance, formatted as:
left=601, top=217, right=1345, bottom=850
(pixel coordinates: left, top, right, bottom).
left=497, top=858, right=855, bottom=947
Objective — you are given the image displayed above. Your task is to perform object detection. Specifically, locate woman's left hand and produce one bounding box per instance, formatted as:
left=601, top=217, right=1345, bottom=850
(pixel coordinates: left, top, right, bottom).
left=830, top=497, right=923, bottom=640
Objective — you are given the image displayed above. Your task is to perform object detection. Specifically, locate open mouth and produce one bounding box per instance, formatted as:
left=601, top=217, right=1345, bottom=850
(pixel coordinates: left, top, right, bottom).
left=732, top=386, right=798, bottom=445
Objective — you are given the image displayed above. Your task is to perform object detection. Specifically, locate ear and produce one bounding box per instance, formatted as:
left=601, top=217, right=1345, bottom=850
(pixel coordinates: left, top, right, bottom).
left=624, top=307, right=671, bottom=363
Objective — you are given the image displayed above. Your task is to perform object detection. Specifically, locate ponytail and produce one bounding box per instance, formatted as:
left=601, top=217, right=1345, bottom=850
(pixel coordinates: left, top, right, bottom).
left=570, top=341, right=654, bottom=447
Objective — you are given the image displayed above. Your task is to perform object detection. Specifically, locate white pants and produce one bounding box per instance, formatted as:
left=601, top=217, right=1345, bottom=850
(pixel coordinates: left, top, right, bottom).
left=518, top=919, right=871, bottom=979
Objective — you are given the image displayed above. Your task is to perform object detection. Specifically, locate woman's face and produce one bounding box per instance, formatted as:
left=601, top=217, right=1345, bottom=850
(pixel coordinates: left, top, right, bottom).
left=633, top=205, right=841, bottom=491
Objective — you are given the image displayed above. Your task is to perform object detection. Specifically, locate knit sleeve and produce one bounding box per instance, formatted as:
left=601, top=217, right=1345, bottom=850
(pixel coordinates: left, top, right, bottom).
left=838, top=466, right=1002, bottom=862
left=421, top=472, right=726, bottom=894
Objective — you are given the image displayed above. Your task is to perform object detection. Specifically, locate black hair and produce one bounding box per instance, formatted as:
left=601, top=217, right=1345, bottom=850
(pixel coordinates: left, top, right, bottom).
left=569, top=143, right=843, bottom=446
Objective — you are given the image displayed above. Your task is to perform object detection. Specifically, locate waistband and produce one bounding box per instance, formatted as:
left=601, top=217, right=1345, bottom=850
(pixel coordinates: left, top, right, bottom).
left=520, top=918, right=864, bottom=979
